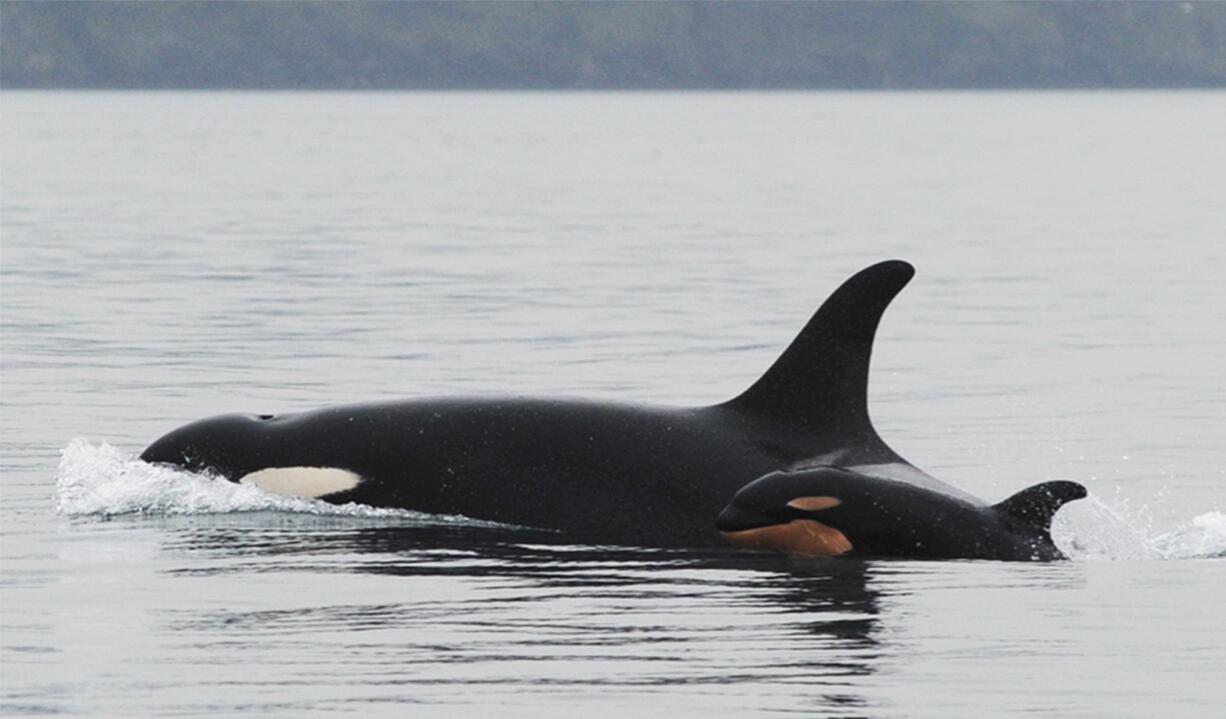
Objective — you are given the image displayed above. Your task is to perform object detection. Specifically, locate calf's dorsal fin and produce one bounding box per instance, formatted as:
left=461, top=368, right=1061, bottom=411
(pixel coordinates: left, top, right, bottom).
left=993, top=481, right=1088, bottom=530
left=724, top=260, right=914, bottom=444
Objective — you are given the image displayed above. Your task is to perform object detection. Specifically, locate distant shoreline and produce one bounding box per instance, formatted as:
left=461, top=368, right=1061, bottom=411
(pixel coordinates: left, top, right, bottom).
left=4, top=87, right=1224, bottom=94
left=4, top=1, right=1224, bottom=91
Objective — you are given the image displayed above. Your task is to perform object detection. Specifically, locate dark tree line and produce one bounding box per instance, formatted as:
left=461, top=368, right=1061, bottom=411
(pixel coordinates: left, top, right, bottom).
left=3, top=1, right=1225, bottom=90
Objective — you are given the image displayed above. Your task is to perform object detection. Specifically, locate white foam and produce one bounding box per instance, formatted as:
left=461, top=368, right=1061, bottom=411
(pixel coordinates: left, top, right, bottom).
left=55, top=438, right=481, bottom=524
left=1052, top=493, right=1226, bottom=561
left=1148, top=511, right=1226, bottom=560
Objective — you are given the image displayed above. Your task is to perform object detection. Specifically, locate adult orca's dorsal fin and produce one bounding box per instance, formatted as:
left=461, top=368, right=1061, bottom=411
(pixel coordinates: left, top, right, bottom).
left=992, top=481, right=1088, bottom=530
left=724, top=260, right=914, bottom=440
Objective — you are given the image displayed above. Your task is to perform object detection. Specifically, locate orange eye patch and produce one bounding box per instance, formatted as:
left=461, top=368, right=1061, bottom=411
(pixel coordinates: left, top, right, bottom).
left=786, top=496, right=842, bottom=512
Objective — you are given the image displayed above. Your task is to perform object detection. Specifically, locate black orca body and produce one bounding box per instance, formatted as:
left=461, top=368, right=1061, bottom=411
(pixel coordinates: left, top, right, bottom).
left=140, top=260, right=1085, bottom=557
left=717, top=467, right=1086, bottom=561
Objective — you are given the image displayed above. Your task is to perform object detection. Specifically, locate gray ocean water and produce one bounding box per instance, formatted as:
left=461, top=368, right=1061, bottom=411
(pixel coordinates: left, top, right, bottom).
left=2, top=91, right=1224, bottom=718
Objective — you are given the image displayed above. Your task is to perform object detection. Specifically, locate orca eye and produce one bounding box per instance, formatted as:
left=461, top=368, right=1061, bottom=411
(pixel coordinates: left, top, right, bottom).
left=257, top=414, right=275, bottom=420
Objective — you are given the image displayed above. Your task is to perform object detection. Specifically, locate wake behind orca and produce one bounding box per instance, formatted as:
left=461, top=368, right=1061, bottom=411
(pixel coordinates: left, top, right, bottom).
left=140, top=260, right=1086, bottom=559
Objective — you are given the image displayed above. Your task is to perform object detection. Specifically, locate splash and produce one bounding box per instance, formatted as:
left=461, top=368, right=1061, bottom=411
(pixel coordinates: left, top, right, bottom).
left=56, top=438, right=481, bottom=524
left=1053, top=492, right=1225, bottom=560
left=1148, top=512, right=1226, bottom=560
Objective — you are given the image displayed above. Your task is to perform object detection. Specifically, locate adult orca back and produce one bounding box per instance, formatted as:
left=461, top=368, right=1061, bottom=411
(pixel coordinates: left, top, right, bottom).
left=140, top=260, right=940, bottom=545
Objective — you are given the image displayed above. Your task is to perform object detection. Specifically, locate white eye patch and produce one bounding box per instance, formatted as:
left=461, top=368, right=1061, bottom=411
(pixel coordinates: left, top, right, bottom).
left=239, top=467, right=362, bottom=499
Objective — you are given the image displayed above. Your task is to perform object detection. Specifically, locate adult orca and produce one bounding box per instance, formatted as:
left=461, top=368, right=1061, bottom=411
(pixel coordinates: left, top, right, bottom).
left=717, top=467, right=1086, bottom=561
left=140, top=259, right=1084, bottom=557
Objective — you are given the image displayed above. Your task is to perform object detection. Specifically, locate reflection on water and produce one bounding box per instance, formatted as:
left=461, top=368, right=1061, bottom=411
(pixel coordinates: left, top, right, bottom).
left=136, top=521, right=1107, bottom=717
left=157, top=521, right=886, bottom=715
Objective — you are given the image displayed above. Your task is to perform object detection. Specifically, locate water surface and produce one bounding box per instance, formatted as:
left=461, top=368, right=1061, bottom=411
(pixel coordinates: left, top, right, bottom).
left=3, top=91, right=1225, bottom=717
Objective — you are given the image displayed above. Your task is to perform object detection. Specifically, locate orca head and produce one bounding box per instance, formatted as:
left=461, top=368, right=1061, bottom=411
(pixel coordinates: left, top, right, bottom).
left=140, top=412, right=273, bottom=480
left=717, top=469, right=856, bottom=557
left=141, top=412, right=366, bottom=499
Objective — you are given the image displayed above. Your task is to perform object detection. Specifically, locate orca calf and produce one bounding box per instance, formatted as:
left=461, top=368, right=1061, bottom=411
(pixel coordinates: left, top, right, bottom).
left=140, top=260, right=1085, bottom=558
left=718, top=467, right=1086, bottom=561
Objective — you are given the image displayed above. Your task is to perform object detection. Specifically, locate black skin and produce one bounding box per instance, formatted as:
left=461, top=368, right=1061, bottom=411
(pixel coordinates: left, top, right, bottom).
left=717, top=467, right=1088, bottom=561
left=140, top=260, right=1085, bottom=557
left=140, top=399, right=877, bottom=547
